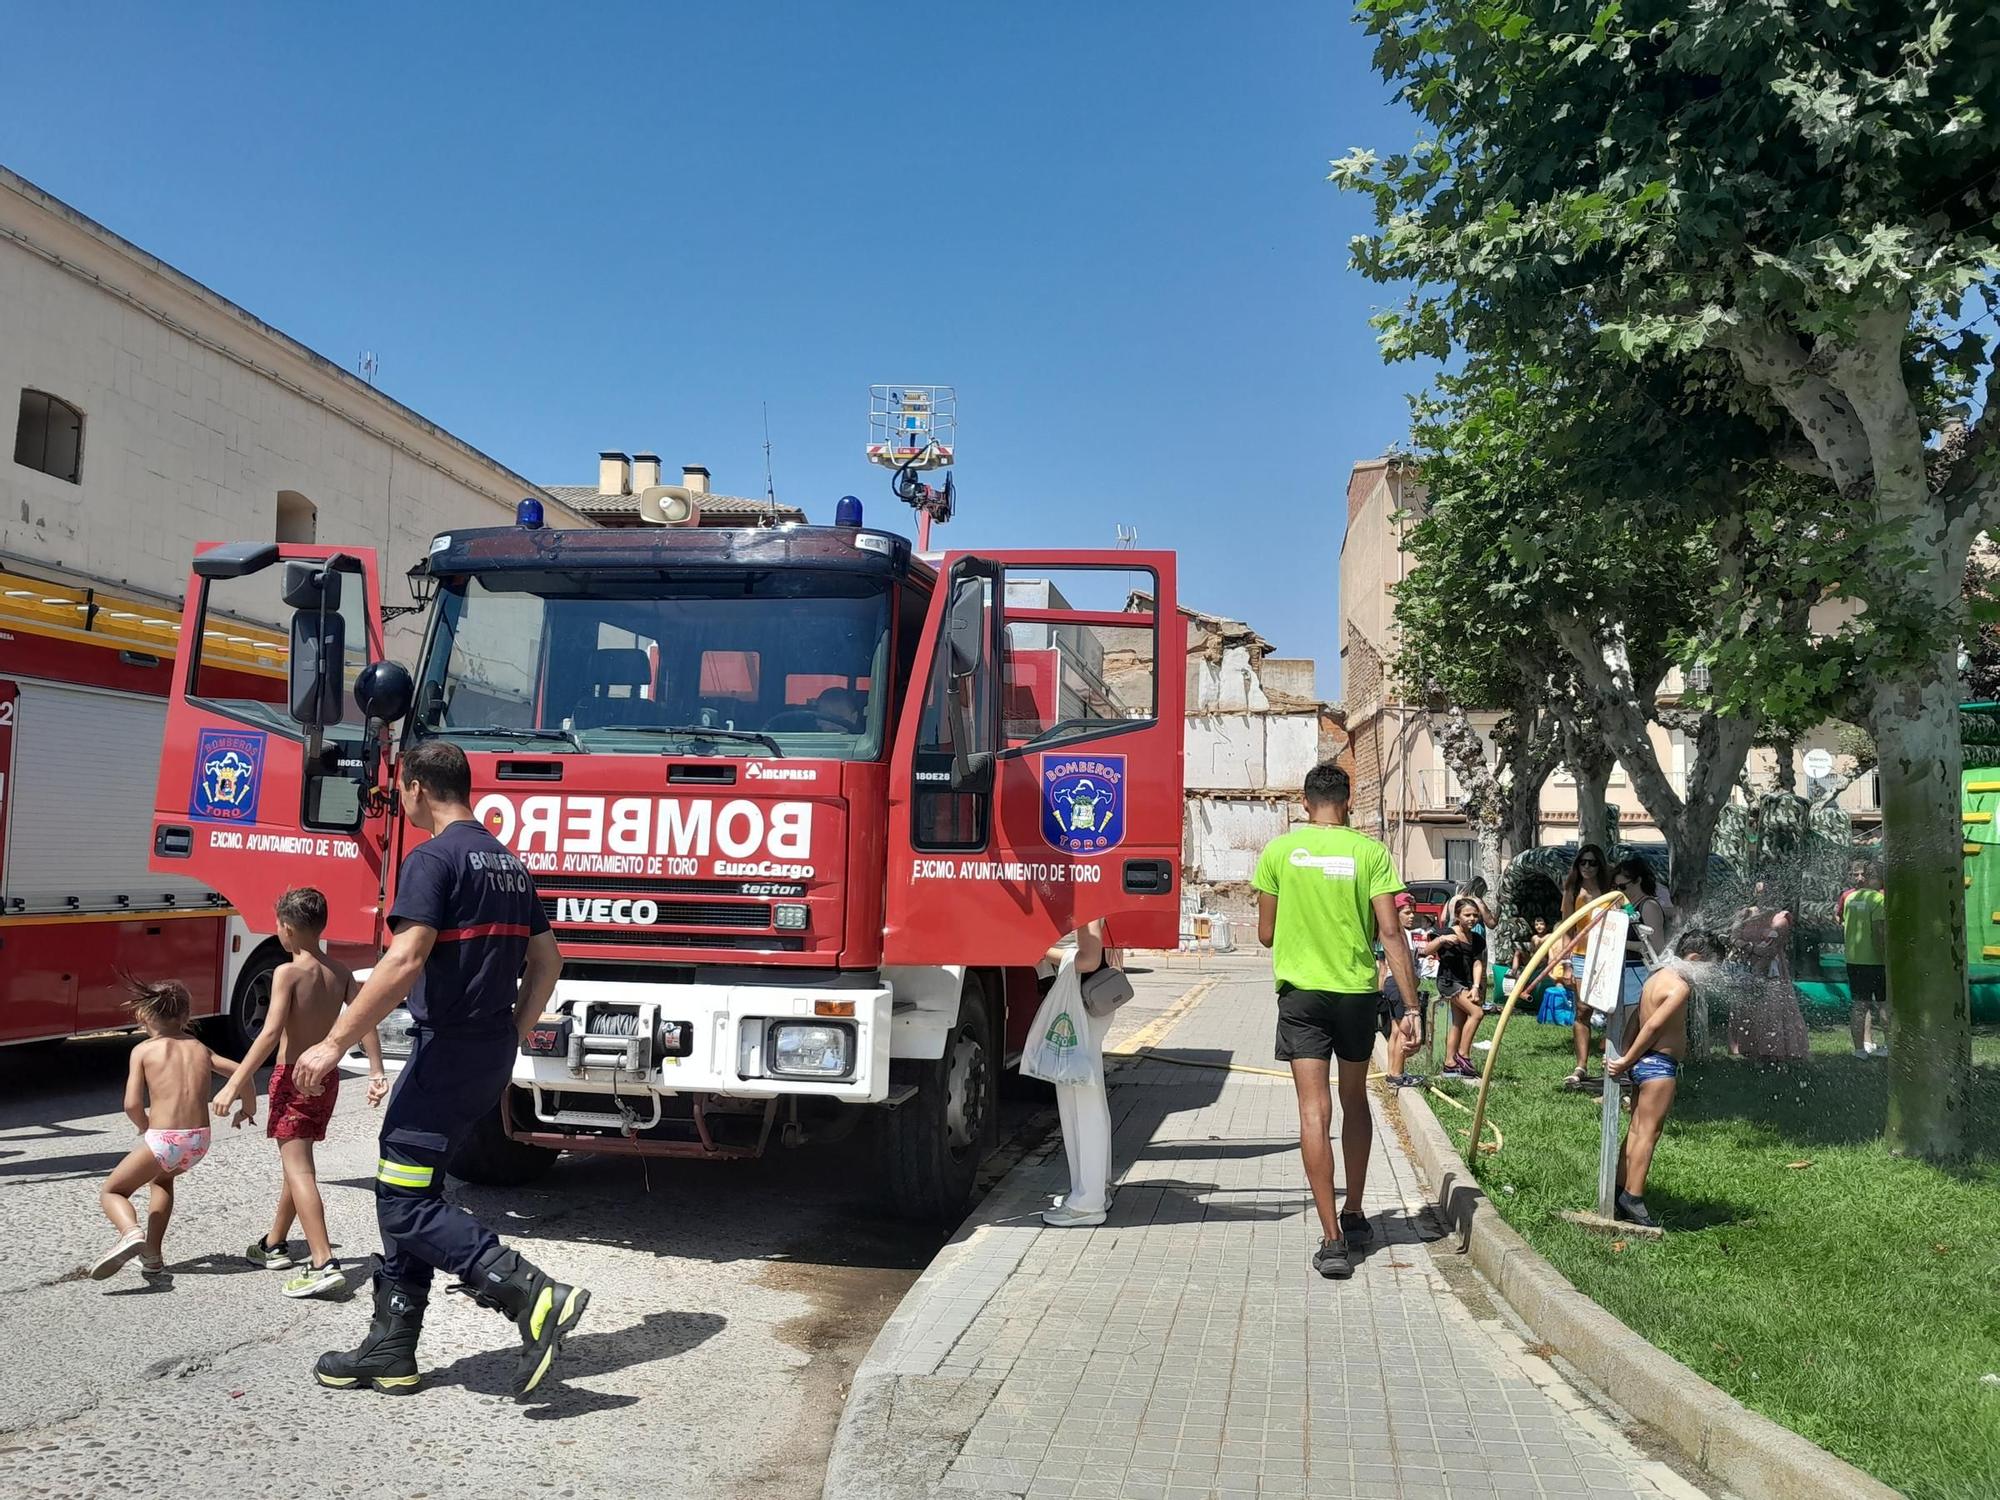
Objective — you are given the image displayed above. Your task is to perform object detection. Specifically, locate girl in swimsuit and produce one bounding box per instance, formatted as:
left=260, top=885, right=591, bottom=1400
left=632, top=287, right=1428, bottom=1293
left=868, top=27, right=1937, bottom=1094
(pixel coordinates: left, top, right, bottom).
left=91, top=980, right=242, bottom=1281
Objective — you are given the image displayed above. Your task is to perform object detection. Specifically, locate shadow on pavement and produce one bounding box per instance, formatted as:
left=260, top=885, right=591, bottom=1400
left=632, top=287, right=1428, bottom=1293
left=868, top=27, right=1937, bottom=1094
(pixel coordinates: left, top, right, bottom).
left=422, top=1307, right=727, bottom=1414
left=1104, top=1179, right=1298, bottom=1227
left=0, top=1149, right=130, bottom=1180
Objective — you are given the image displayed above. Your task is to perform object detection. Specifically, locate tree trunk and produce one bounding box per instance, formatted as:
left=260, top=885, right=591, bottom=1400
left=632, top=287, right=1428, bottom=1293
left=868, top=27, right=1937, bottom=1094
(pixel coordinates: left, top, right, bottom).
left=1575, top=759, right=1613, bottom=851
left=1474, top=820, right=1504, bottom=892
left=1873, top=664, right=1973, bottom=1159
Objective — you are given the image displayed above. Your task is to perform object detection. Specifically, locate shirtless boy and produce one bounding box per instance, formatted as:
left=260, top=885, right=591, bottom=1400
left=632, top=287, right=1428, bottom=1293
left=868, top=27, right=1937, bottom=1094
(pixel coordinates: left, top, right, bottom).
left=213, top=887, right=387, bottom=1298
left=1604, top=927, right=1721, bottom=1230
left=92, top=980, right=240, bottom=1279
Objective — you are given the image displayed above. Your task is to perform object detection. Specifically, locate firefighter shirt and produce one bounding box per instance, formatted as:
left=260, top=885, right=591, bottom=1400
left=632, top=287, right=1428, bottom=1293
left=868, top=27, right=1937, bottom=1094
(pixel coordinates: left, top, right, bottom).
left=1251, top=825, right=1404, bottom=993
left=389, top=819, right=549, bottom=1035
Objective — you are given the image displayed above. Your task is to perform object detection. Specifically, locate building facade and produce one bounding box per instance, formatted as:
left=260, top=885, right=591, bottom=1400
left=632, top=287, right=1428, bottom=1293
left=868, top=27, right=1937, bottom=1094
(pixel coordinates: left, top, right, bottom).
left=543, top=452, right=806, bottom=527
left=0, top=166, right=588, bottom=652
left=1339, top=456, right=1882, bottom=882
left=1132, top=595, right=1343, bottom=925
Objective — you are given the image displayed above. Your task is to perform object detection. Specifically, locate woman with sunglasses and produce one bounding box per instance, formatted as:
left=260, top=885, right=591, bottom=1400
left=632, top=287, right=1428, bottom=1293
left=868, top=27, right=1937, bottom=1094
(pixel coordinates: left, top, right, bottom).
left=1558, top=844, right=1610, bottom=1090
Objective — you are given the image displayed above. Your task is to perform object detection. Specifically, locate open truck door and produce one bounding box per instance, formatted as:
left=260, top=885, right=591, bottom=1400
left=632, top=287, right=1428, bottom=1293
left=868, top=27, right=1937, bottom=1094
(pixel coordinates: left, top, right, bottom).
left=884, top=551, right=1183, bottom=966
left=150, top=543, right=409, bottom=948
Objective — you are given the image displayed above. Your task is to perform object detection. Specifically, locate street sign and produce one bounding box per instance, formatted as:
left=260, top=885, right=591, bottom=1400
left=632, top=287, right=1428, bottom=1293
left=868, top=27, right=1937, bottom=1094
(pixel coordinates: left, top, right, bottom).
left=1803, top=748, right=1834, bottom=779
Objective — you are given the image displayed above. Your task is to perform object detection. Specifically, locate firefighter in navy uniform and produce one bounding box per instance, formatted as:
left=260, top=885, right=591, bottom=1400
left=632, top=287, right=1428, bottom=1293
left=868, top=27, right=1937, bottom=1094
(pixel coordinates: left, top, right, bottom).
left=290, top=740, right=588, bottom=1397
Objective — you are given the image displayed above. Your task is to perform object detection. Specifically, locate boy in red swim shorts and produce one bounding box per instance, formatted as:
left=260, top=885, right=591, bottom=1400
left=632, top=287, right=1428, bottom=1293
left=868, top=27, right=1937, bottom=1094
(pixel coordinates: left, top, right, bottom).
left=213, top=888, right=388, bottom=1297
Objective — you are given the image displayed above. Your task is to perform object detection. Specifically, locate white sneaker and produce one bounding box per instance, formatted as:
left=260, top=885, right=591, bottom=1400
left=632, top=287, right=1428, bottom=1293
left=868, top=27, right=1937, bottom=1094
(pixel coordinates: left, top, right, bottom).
left=90, top=1228, right=147, bottom=1280
left=1042, top=1203, right=1107, bottom=1228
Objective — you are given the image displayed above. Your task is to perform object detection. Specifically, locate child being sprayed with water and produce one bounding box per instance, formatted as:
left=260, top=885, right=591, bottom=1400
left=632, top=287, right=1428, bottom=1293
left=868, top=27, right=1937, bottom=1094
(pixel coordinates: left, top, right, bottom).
left=91, top=980, right=244, bottom=1280
left=1604, top=927, right=1723, bottom=1230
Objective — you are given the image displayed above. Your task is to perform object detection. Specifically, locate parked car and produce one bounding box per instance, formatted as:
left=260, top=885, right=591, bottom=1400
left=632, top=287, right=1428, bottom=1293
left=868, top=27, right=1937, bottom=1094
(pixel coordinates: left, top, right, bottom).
left=1405, top=880, right=1456, bottom=927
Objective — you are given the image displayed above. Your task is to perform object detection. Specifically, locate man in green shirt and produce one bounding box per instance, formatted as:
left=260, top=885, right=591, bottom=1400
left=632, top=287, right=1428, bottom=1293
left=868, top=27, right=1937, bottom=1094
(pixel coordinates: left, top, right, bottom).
left=1839, top=858, right=1889, bottom=1058
left=1253, top=763, right=1419, bottom=1280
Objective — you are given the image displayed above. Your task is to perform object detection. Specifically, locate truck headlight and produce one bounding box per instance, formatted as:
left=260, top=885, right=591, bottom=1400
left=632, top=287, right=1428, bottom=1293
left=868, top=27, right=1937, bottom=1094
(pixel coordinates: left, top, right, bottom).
left=767, top=1021, right=853, bottom=1079
left=773, top=902, right=809, bottom=931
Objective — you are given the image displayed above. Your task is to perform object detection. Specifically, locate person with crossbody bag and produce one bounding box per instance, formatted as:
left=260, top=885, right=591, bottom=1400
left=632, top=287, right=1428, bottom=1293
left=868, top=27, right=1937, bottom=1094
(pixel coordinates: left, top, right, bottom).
left=1029, top=920, right=1131, bottom=1227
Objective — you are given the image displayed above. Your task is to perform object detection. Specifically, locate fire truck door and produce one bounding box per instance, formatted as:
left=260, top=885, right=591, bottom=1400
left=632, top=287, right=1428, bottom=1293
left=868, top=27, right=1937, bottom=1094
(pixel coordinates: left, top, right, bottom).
left=884, top=552, right=1184, bottom=967
left=150, top=543, right=393, bottom=947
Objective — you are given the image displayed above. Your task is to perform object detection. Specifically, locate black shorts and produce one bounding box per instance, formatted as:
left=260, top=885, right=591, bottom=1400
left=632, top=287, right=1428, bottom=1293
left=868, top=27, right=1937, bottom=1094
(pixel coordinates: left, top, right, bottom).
left=1275, top=986, right=1380, bottom=1064
left=1848, top=962, right=1886, bottom=1009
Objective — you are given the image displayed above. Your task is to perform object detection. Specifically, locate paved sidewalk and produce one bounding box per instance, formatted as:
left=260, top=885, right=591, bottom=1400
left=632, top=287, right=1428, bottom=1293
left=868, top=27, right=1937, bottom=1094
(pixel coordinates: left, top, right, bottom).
left=825, top=956, right=1715, bottom=1500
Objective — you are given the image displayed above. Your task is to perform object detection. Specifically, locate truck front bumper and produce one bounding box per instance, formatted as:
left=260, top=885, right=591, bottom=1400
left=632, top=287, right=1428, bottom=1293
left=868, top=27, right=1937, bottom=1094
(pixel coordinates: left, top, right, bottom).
left=511, top=977, right=894, bottom=1125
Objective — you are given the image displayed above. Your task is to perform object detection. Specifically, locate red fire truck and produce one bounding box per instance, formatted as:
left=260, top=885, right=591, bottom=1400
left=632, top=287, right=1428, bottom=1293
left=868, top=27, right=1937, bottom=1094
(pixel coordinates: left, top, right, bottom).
left=149, top=509, right=1182, bottom=1216
left=0, top=565, right=287, bottom=1053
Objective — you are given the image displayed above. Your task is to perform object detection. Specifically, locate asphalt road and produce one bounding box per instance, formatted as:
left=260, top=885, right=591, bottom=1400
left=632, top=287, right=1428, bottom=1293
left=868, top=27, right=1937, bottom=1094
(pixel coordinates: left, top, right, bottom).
left=0, top=1028, right=1051, bottom=1500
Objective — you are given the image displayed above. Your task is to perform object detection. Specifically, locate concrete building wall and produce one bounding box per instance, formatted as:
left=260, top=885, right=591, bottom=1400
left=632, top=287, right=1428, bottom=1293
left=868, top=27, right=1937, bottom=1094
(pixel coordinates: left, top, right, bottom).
left=0, top=167, right=585, bottom=653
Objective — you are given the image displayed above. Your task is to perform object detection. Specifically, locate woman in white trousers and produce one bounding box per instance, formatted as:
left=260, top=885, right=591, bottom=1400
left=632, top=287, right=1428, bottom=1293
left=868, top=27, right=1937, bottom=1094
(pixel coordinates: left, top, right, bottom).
left=1043, top=920, right=1117, bottom=1228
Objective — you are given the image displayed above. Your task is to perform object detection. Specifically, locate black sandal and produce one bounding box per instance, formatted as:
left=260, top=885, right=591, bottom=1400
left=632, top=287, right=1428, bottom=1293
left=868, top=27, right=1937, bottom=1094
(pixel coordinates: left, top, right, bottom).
left=1561, top=1067, right=1590, bottom=1092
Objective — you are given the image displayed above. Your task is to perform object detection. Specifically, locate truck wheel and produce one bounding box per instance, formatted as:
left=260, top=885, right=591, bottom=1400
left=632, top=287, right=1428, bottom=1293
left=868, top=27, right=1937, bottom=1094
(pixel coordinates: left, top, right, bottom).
left=447, top=1089, right=560, bottom=1187
left=217, top=945, right=284, bottom=1057
left=875, top=976, right=998, bottom=1221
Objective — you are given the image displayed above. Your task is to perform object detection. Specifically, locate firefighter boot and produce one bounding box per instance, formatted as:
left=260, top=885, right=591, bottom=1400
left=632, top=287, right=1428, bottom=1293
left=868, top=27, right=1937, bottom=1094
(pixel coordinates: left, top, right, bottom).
left=464, top=1245, right=591, bottom=1398
left=314, top=1273, right=426, bottom=1393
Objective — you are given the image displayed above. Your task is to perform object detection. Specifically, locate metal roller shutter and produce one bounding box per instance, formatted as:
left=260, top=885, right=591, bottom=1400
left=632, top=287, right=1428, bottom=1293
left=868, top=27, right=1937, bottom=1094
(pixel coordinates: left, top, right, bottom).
left=4, top=680, right=219, bottom=913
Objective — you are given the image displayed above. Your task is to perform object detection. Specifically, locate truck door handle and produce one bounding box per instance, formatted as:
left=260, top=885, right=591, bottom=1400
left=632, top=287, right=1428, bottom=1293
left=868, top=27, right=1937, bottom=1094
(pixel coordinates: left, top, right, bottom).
left=1123, top=859, right=1173, bottom=896
left=155, top=825, right=194, bottom=859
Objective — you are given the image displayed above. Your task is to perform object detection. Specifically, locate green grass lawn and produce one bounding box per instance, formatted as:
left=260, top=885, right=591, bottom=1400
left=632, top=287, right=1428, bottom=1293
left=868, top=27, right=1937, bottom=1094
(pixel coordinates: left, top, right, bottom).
left=1426, top=1015, right=2000, bottom=1500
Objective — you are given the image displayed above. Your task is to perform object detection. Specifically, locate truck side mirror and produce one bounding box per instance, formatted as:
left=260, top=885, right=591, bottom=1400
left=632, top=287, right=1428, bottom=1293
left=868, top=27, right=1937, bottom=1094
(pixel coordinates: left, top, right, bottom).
left=355, top=661, right=414, bottom=724
left=945, top=576, right=987, bottom=680
left=289, top=609, right=346, bottom=727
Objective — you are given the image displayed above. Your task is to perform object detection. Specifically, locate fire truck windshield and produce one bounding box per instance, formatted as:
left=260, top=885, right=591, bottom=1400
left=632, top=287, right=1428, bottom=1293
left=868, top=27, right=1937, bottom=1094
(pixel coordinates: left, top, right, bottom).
left=419, top=572, right=891, bottom=760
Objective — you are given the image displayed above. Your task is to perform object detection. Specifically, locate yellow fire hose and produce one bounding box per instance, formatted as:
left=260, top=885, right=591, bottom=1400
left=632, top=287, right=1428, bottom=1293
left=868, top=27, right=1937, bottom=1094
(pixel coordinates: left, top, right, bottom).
left=1465, top=889, right=1626, bottom=1163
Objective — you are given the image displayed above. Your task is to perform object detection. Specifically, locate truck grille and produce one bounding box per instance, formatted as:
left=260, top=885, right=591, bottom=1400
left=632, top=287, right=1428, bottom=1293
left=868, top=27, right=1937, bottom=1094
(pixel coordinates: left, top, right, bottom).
left=539, top=896, right=770, bottom=930
left=554, top=930, right=805, bottom=951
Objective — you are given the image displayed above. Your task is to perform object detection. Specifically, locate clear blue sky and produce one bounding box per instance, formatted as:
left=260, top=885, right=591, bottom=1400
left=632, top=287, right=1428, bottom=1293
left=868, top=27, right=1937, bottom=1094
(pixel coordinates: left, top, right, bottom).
left=2, top=3, right=1424, bottom=688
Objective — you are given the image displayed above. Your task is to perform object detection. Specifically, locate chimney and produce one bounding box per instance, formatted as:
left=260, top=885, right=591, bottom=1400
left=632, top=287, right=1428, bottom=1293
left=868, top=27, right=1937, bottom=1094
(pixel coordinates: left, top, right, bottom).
left=631, top=452, right=662, bottom=490
left=598, top=451, right=631, bottom=496
left=681, top=465, right=710, bottom=496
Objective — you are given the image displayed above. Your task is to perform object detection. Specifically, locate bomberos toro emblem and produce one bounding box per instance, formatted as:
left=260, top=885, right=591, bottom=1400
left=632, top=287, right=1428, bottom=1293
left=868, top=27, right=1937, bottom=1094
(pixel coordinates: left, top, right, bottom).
left=1041, top=753, right=1126, bottom=855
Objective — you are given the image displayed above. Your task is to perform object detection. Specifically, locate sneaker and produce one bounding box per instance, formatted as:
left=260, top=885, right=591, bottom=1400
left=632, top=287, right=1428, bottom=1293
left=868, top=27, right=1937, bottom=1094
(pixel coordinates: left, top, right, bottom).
left=1614, top=1191, right=1661, bottom=1230
left=1852, top=1047, right=1871, bottom=1059
left=1338, top=1211, right=1375, bottom=1245
left=283, top=1259, right=348, bottom=1299
left=247, top=1236, right=294, bottom=1270
left=1312, top=1237, right=1353, bottom=1280
left=90, top=1228, right=146, bottom=1281
left=1392, top=1072, right=1427, bottom=1088
left=1869, top=1043, right=1889, bottom=1058
left=1041, top=1202, right=1107, bottom=1228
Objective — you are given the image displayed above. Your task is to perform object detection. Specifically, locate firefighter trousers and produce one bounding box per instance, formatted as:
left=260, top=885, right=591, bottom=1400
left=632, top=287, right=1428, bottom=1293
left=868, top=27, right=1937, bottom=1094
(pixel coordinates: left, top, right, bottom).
left=375, top=1027, right=516, bottom=1292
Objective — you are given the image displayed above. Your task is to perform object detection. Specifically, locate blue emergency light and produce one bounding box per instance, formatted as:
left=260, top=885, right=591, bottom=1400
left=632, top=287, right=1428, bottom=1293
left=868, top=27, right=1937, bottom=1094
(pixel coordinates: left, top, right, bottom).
left=834, top=495, right=864, bottom=528
left=516, top=497, right=545, bottom=529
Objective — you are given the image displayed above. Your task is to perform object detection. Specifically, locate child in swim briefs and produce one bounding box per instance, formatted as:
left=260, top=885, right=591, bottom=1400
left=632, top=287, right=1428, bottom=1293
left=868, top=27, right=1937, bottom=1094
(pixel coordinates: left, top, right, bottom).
left=93, top=981, right=240, bottom=1281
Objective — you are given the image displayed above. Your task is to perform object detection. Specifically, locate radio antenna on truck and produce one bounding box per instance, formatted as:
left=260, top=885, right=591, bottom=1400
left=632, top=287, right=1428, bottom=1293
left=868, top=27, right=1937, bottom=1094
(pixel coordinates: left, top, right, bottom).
left=868, top=384, right=956, bottom=550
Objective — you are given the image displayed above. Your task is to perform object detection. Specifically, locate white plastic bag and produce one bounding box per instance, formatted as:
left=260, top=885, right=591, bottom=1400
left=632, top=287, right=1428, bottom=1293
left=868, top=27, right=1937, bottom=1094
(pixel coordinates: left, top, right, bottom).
left=1020, top=956, right=1100, bottom=1087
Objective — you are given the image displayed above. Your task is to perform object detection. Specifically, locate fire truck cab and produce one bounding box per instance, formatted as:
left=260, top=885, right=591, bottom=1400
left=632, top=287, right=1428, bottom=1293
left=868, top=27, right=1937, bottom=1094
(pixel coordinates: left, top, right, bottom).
left=151, top=518, right=1182, bottom=1217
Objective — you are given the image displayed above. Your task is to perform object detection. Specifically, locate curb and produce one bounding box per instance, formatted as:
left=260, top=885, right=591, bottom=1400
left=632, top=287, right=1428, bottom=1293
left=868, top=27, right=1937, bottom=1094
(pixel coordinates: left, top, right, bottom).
left=822, top=974, right=1223, bottom=1500
left=822, top=1130, right=1059, bottom=1500
left=1378, top=1044, right=1901, bottom=1500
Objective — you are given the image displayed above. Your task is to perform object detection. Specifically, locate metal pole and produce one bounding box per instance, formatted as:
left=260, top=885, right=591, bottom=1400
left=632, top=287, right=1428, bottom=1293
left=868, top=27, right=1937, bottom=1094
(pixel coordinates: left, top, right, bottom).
left=1596, top=1039, right=1622, bottom=1218
left=917, top=511, right=932, bottom=552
